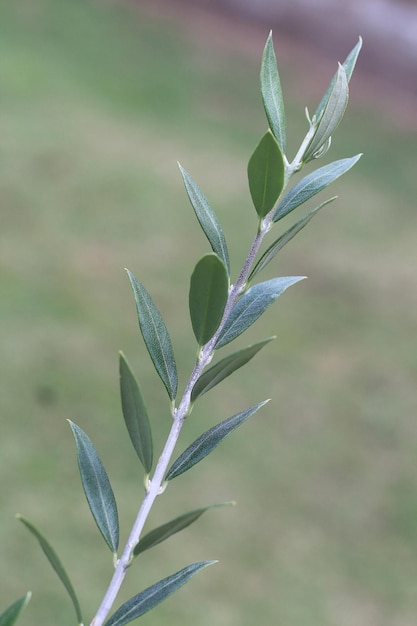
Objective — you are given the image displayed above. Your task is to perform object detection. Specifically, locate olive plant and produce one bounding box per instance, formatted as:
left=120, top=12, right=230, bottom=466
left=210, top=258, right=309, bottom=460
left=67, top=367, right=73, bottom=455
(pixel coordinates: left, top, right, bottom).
left=1, top=32, right=362, bottom=626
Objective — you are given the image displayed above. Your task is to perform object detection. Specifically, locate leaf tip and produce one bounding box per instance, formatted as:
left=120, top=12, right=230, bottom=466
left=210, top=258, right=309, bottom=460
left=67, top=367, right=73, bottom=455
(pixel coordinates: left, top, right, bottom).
left=178, top=162, right=188, bottom=179
left=67, top=419, right=77, bottom=435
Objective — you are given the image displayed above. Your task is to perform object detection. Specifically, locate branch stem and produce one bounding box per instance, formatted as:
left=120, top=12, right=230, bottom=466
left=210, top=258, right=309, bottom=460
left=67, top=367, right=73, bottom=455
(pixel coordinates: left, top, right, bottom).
left=90, top=168, right=289, bottom=626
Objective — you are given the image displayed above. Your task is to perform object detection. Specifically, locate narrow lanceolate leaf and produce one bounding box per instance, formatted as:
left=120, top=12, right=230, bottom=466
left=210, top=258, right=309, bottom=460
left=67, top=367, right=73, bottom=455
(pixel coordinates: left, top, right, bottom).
left=303, top=64, right=349, bottom=162
left=134, top=502, right=233, bottom=556
left=166, top=401, right=268, bottom=481
left=249, top=197, right=337, bottom=282
left=0, top=593, right=31, bottom=626
left=119, top=352, right=153, bottom=473
left=127, top=270, right=178, bottom=400
left=69, top=421, right=119, bottom=554
left=273, top=155, right=361, bottom=223
left=248, top=130, right=285, bottom=218
left=16, top=516, right=83, bottom=624
left=189, top=254, right=229, bottom=346
left=179, top=164, right=230, bottom=275
left=104, top=562, right=216, bottom=626
left=314, top=37, right=362, bottom=121
left=191, top=337, right=276, bottom=402
left=215, top=277, right=305, bottom=349
left=261, top=31, right=286, bottom=152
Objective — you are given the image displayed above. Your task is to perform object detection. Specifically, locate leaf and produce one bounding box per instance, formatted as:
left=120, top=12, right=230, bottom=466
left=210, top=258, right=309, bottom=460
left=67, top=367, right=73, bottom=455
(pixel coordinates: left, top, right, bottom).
left=0, top=593, right=31, bottom=626
left=104, top=562, right=216, bottom=626
left=119, top=352, right=153, bottom=474
left=16, top=516, right=83, bottom=624
left=249, top=197, right=337, bottom=282
left=314, top=37, right=362, bottom=122
left=303, top=64, right=348, bottom=162
left=127, top=270, right=178, bottom=400
left=189, top=254, right=229, bottom=346
left=69, top=421, right=119, bottom=554
left=273, top=155, right=361, bottom=223
left=166, top=401, right=268, bottom=481
left=260, top=31, right=286, bottom=152
left=215, top=276, right=305, bottom=349
left=134, top=502, right=233, bottom=556
left=191, top=337, right=276, bottom=402
left=179, top=164, right=230, bottom=274
left=248, top=130, right=285, bottom=218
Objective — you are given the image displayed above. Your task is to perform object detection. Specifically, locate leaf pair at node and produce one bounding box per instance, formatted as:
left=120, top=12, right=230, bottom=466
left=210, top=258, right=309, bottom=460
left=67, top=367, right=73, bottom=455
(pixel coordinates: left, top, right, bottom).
left=188, top=253, right=305, bottom=356
left=246, top=156, right=361, bottom=282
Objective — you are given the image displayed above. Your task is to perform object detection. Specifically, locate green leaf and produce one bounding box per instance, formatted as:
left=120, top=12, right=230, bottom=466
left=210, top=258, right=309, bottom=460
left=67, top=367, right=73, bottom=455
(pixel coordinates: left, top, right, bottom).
left=303, top=64, right=348, bottom=162
left=127, top=270, right=178, bottom=400
left=16, top=516, right=83, bottom=624
left=104, top=562, right=216, bottom=626
left=191, top=337, right=276, bottom=402
left=249, top=197, right=337, bottom=282
left=215, top=276, right=305, bottom=349
left=119, top=352, right=153, bottom=474
left=166, top=401, right=268, bottom=481
left=273, top=155, right=361, bottom=223
left=189, top=254, right=229, bottom=346
left=314, top=37, right=362, bottom=122
left=0, top=593, right=31, bottom=626
left=248, top=130, right=285, bottom=219
left=261, top=31, right=286, bottom=152
left=179, top=164, right=230, bottom=275
left=134, top=502, right=233, bottom=556
left=69, top=421, right=119, bottom=554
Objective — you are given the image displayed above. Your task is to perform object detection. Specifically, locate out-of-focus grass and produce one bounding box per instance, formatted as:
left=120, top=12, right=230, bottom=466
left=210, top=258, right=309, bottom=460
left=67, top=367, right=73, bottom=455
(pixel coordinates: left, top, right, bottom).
left=1, top=1, right=416, bottom=625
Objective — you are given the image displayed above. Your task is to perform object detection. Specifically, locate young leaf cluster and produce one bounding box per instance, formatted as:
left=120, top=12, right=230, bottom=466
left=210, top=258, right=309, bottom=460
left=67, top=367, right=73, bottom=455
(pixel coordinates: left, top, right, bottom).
left=10, top=32, right=362, bottom=626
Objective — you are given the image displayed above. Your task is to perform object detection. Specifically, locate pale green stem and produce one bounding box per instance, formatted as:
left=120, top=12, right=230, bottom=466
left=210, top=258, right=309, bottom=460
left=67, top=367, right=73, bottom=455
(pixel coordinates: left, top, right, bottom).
left=90, top=162, right=295, bottom=626
left=286, top=118, right=317, bottom=179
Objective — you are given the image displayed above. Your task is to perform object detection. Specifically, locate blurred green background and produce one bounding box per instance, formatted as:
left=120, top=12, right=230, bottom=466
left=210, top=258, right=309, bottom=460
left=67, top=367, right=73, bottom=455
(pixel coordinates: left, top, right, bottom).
left=1, top=1, right=417, bottom=625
